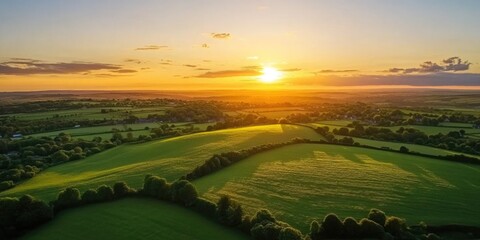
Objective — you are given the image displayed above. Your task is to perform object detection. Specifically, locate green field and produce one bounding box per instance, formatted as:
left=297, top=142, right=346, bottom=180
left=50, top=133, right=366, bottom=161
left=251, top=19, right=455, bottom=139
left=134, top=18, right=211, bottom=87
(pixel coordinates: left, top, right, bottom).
left=194, top=144, right=480, bottom=231
left=21, top=198, right=248, bottom=240
left=27, top=122, right=212, bottom=140
left=1, top=124, right=321, bottom=200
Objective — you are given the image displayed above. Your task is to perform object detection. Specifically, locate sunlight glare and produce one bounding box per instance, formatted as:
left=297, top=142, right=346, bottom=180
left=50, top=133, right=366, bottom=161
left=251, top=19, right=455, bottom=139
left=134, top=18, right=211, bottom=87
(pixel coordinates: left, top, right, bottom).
left=259, top=67, right=282, bottom=83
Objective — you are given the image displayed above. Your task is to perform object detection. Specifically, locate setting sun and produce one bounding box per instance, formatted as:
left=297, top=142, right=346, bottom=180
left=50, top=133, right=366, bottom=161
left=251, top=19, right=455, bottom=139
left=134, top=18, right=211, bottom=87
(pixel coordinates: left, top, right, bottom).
left=259, top=67, right=282, bottom=83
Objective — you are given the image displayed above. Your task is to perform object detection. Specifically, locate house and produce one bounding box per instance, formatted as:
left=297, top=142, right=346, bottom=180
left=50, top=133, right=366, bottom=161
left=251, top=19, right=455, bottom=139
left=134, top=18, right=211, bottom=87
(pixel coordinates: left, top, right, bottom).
left=11, top=133, right=23, bottom=140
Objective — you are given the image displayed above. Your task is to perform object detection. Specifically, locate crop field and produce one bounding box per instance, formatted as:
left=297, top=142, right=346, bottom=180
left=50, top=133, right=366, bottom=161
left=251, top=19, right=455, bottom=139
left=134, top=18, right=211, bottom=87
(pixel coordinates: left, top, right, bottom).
left=21, top=198, right=248, bottom=240
left=194, top=143, right=480, bottom=231
left=1, top=124, right=321, bottom=200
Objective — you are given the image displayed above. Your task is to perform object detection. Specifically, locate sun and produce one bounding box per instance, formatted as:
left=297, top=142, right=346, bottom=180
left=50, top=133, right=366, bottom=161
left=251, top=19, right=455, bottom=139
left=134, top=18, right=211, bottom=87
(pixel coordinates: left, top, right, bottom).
left=259, top=67, right=282, bottom=83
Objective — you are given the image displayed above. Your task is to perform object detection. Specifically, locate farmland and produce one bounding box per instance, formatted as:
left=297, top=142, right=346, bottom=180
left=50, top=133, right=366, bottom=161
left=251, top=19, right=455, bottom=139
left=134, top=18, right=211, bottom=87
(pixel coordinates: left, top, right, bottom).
left=1, top=124, right=321, bottom=200
left=195, top=143, right=480, bottom=231
left=21, top=198, right=248, bottom=240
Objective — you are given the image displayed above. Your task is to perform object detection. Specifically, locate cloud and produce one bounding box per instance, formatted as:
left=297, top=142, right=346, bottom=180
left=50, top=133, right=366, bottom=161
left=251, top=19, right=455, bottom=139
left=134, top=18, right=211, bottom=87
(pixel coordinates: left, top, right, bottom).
left=184, top=64, right=197, bottom=68
left=111, top=69, right=137, bottom=73
left=387, top=57, right=471, bottom=74
left=201, top=43, right=209, bottom=48
left=0, top=59, right=126, bottom=75
left=297, top=72, right=480, bottom=86
left=317, top=69, right=358, bottom=74
left=135, top=45, right=168, bottom=50
left=196, top=68, right=210, bottom=71
left=195, top=69, right=261, bottom=78
left=124, top=59, right=142, bottom=64
left=211, top=33, right=231, bottom=39
left=281, top=68, right=301, bottom=72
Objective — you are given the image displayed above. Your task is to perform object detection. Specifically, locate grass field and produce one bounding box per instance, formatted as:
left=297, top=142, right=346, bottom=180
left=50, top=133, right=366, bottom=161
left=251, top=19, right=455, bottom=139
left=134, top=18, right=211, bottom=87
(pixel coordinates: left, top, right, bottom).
left=27, top=122, right=212, bottom=140
left=1, top=124, right=321, bottom=200
left=21, top=198, right=248, bottom=240
left=194, top=144, right=480, bottom=231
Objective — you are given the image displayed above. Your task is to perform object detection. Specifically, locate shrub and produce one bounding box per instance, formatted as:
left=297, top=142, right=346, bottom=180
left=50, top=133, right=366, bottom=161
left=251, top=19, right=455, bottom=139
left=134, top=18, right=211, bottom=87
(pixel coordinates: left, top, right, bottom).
left=309, top=220, right=321, bottom=240
left=192, top=198, right=217, bottom=218
left=143, top=175, right=170, bottom=199
left=359, top=218, right=385, bottom=238
left=368, top=208, right=387, bottom=226
left=320, top=213, right=344, bottom=238
left=81, top=189, right=99, bottom=204
left=113, top=181, right=133, bottom=199
left=251, top=209, right=276, bottom=226
left=343, top=217, right=361, bottom=237
left=174, top=181, right=198, bottom=206
left=251, top=221, right=283, bottom=240
left=96, top=185, right=114, bottom=202
left=384, top=216, right=406, bottom=236
left=54, top=187, right=81, bottom=211
left=0, top=180, right=14, bottom=191
left=51, top=150, right=70, bottom=163
left=279, top=227, right=303, bottom=240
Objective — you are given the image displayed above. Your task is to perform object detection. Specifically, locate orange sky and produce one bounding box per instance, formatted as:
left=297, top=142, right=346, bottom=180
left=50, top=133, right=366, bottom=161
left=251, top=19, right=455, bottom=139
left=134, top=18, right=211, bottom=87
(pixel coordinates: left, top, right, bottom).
left=1, top=1, right=479, bottom=91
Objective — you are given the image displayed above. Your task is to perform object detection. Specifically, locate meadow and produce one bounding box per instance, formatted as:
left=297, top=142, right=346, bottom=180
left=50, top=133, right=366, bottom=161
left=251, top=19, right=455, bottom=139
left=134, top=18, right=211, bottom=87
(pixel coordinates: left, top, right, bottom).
left=1, top=124, right=321, bottom=200
left=27, top=122, right=212, bottom=140
left=21, top=198, right=248, bottom=240
left=194, top=143, right=480, bottom=231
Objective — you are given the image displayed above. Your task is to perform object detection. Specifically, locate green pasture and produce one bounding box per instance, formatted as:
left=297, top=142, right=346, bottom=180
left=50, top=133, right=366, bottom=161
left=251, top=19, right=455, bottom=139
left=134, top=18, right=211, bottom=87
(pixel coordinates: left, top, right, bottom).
left=1, top=124, right=321, bottom=201
left=21, top=198, right=247, bottom=240
left=195, top=144, right=480, bottom=231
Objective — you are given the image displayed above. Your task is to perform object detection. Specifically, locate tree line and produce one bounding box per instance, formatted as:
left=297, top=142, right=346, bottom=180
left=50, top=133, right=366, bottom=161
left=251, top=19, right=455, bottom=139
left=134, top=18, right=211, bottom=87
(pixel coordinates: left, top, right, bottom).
left=2, top=174, right=472, bottom=239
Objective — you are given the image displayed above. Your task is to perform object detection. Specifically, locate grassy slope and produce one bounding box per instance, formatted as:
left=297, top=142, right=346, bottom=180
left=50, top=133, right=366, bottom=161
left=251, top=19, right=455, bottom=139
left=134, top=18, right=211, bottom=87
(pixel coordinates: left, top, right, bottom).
left=1, top=124, right=321, bottom=200
left=194, top=143, right=480, bottom=231
left=21, top=198, right=248, bottom=240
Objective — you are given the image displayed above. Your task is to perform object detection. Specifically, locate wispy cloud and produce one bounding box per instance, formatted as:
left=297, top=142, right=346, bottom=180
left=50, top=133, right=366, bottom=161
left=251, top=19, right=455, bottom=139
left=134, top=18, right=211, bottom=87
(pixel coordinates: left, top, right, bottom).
left=195, top=69, right=261, bottom=78
left=201, top=43, right=209, bottom=48
left=317, top=69, right=358, bottom=74
left=211, top=33, right=231, bottom=39
left=299, top=72, right=480, bottom=86
left=386, top=57, right=471, bottom=74
left=0, top=59, right=127, bottom=75
left=281, top=68, right=301, bottom=72
left=184, top=64, right=197, bottom=68
left=111, top=69, right=137, bottom=73
left=124, top=59, right=142, bottom=64
left=135, top=45, right=168, bottom=51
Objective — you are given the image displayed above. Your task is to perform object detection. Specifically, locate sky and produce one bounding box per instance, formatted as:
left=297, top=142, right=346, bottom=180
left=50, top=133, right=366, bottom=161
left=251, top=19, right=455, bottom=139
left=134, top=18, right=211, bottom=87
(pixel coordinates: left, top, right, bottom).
left=0, top=0, right=479, bottom=91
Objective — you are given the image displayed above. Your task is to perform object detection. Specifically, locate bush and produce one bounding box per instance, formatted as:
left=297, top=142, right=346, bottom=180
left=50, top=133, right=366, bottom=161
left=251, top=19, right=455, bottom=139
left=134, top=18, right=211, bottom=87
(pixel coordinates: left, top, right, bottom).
left=54, top=187, right=81, bottom=211
left=143, top=175, right=170, bottom=199
left=279, top=227, right=303, bottom=240
left=192, top=198, right=217, bottom=218
left=251, top=221, right=283, bottom=240
left=113, top=181, right=134, bottom=199
left=320, top=213, right=344, bottom=238
left=96, top=185, right=114, bottom=202
left=309, top=220, right=321, bottom=240
left=368, top=208, right=387, bottom=226
left=251, top=209, right=276, bottom=226
left=384, top=216, right=406, bottom=236
left=359, top=218, right=385, bottom=238
left=51, top=150, right=70, bottom=163
left=172, top=180, right=198, bottom=206
left=81, top=189, right=99, bottom=204
left=343, top=217, right=361, bottom=237
left=0, top=180, right=14, bottom=191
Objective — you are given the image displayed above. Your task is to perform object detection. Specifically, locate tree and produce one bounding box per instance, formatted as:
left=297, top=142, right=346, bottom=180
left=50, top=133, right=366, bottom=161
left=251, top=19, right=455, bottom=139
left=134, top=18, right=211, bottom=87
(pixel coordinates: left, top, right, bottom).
left=279, top=227, right=303, bottom=240
left=309, top=220, right=321, bottom=240
left=251, top=209, right=276, bottom=226
left=51, top=150, right=70, bottom=163
left=176, top=181, right=198, bottom=206
left=359, top=218, right=385, bottom=238
left=399, top=146, right=409, bottom=153
left=55, top=187, right=81, bottom=211
left=367, top=208, right=387, bottom=226
left=113, top=181, right=133, bottom=199
left=320, top=213, right=344, bottom=238
left=384, top=216, right=406, bottom=237
left=81, top=189, right=99, bottom=204
left=143, top=175, right=170, bottom=199
left=343, top=217, right=361, bottom=237
left=96, top=185, right=114, bottom=202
